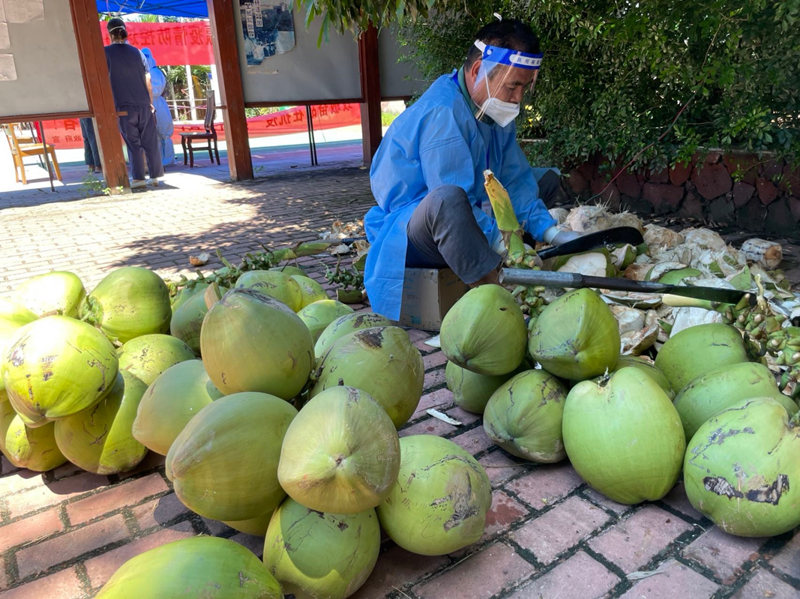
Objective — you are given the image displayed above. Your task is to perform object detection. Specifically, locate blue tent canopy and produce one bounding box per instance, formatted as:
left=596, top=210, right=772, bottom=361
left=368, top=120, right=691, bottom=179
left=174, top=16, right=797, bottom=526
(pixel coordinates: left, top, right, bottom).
left=96, top=1, right=209, bottom=18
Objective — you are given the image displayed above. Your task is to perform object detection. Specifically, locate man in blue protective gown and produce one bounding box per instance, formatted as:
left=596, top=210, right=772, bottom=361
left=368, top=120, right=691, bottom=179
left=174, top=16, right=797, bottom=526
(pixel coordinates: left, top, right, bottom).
left=364, top=18, right=579, bottom=321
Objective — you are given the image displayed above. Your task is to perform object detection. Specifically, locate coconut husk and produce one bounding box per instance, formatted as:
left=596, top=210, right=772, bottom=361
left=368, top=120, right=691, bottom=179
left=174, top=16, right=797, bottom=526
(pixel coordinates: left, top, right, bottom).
left=623, top=262, right=653, bottom=281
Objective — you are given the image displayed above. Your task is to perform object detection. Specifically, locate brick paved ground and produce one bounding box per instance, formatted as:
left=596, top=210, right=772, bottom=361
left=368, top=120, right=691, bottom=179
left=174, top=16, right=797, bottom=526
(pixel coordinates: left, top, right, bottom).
left=1, top=166, right=799, bottom=598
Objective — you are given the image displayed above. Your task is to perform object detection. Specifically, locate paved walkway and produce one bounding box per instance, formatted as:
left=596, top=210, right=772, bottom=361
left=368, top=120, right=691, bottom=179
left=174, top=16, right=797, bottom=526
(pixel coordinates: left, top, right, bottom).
left=1, top=163, right=799, bottom=599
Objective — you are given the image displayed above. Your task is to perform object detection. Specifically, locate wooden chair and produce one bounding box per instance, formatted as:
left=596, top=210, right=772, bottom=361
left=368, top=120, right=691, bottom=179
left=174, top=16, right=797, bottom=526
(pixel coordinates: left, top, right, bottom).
left=2, top=122, right=62, bottom=185
left=180, top=91, right=220, bottom=167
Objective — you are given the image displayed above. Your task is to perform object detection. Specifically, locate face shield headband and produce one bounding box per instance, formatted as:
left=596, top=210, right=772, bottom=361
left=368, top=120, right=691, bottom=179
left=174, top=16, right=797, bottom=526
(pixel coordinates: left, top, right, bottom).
left=473, top=40, right=542, bottom=71
left=472, top=40, right=542, bottom=126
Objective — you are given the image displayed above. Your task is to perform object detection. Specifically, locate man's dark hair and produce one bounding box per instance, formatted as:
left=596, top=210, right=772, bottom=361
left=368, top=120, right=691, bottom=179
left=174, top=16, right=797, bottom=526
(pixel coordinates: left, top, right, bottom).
left=465, top=19, right=540, bottom=68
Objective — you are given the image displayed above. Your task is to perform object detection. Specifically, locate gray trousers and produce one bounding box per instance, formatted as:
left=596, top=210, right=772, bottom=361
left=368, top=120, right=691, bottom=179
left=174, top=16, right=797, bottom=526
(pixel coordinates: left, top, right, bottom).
left=117, top=104, right=164, bottom=181
left=405, top=185, right=502, bottom=284
left=405, top=174, right=563, bottom=283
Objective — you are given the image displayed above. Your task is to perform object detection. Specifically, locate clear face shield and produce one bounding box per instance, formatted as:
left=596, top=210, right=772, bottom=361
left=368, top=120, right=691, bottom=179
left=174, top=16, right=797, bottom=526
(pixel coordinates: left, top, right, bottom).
left=471, top=40, right=542, bottom=127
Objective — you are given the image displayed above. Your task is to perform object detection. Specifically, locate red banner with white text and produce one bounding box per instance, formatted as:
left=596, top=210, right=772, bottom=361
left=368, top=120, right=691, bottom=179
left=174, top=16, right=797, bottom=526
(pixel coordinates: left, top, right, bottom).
left=41, top=103, right=362, bottom=150
left=99, top=21, right=214, bottom=66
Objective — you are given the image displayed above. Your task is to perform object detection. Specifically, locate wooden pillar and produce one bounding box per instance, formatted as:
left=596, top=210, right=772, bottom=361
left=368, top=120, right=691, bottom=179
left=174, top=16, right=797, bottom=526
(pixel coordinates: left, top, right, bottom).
left=358, top=24, right=382, bottom=166
left=69, top=0, right=129, bottom=191
left=207, top=0, right=253, bottom=180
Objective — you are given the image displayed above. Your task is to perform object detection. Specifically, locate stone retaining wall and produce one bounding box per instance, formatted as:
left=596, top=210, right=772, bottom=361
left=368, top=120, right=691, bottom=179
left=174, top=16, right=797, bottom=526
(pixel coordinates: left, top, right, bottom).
left=564, top=152, right=800, bottom=235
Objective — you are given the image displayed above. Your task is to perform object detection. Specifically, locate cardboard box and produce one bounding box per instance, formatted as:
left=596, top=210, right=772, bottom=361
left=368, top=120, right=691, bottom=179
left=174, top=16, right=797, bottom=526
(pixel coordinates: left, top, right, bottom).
left=397, top=268, right=469, bottom=331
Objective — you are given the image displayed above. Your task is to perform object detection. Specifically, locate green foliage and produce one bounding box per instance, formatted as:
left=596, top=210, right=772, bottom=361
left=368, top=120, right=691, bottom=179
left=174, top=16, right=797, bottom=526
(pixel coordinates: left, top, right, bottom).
left=295, top=0, right=437, bottom=41
left=397, top=1, right=800, bottom=171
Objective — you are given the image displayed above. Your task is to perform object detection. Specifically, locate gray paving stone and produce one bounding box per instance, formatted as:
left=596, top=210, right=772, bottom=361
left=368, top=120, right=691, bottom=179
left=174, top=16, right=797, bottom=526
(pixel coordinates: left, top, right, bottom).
left=619, top=559, right=719, bottom=598
left=507, top=551, right=619, bottom=599
left=588, top=505, right=694, bottom=573
left=510, top=495, right=611, bottom=565
left=731, top=567, right=800, bottom=598
left=413, top=542, right=535, bottom=599
left=682, top=526, right=766, bottom=584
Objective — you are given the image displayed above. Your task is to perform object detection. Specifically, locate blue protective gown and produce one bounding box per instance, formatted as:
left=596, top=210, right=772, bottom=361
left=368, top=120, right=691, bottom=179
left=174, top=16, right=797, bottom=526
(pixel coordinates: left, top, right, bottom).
left=364, top=71, right=556, bottom=320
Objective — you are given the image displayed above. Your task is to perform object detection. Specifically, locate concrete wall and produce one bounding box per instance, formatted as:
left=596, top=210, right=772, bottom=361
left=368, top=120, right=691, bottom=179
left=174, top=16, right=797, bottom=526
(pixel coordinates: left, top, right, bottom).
left=564, top=152, right=800, bottom=235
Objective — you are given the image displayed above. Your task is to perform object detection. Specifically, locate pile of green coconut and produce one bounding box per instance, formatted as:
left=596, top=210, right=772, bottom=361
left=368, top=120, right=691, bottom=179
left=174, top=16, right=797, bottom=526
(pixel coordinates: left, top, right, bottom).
left=442, top=280, right=800, bottom=539
left=0, top=265, right=492, bottom=598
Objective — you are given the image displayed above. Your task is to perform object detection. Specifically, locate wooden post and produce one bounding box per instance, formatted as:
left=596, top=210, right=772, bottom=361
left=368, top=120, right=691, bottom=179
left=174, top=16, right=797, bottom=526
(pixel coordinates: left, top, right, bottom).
left=207, top=0, right=253, bottom=180
left=358, top=24, right=382, bottom=167
left=69, top=0, right=129, bottom=191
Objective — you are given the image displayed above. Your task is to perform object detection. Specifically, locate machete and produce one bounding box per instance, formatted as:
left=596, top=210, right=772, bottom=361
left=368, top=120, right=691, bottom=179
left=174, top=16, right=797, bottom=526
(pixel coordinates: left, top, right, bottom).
left=499, top=268, right=755, bottom=306
left=531, top=226, right=644, bottom=260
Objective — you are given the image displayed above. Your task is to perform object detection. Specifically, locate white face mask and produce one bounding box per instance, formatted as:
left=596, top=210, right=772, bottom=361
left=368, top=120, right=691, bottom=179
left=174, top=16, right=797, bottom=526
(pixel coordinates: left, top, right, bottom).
left=478, top=97, right=520, bottom=127
left=476, top=70, right=520, bottom=127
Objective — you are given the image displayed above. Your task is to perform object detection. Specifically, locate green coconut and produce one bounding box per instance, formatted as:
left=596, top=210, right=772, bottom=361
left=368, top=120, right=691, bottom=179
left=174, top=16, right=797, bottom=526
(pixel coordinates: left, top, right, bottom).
left=311, top=326, right=423, bottom=428
left=291, top=274, right=329, bottom=308
left=377, top=434, right=492, bottom=556
left=483, top=369, right=568, bottom=463
left=609, top=355, right=674, bottom=399
left=96, top=536, right=282, bottom=598
left=271, top=265, right=307, bottom=278
left=563, top=367, right=685, bottom=504
left=440, top=284, right=527, bottom=376
left=132, top=359, right=223, bottom=456
left=14, top=271, right=85, bottom=318
left=223, top=509, right=273, bottom=537
left=528, top=288, right=620, bottom=381
left=673, top=361, right=798, bottom=441
left=3, top=316, right=118, bottom=427
left=684, top=397, right=800, bottom=537
left=0, top=398, right=67, bottom=472
left=117, top=333, right=196, bottom=386
left=53, top=370, right=148, bottom=475
left=200, top=288, right=314, bottom=400
left=264, top=498, right=380, bottom=599
left=170, top=282, right=209, bottom=311
left=0, top=313, right=37, bottom=393
left=654, top=322, right=748, bottom=393
left=296, top=299, right=354, bottom=343
left=235, top=270, right=303, bottom=311
left=166, top=391, right=297, bottom=521
left=0, top=297, right=38, bottom=324
left=169, top=290, right=210, bottom=354
left=278, top=385, right=400, bottom=514
left=445, top=360, right=512, bottom=414
left=80, top=267, right=172, bottom=343
left=313, top=312, right=392, bottom=360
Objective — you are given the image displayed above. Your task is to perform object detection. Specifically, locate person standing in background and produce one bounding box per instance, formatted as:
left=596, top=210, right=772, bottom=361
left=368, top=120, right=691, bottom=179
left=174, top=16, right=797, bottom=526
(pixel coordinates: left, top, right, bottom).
left=80, top=117, right=101, bottom=174
left=141, top=48, right=175, bottom=167
left=104, top=17, right=163, bottom=189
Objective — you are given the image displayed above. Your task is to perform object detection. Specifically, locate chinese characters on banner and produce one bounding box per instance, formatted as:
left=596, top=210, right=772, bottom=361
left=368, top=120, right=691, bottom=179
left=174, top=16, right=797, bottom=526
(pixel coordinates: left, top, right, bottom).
left=42, top=103, right=361, bottom=149
left=240, top=1, right=295, bottom=66
left=98, top=21, right=214, bottom=66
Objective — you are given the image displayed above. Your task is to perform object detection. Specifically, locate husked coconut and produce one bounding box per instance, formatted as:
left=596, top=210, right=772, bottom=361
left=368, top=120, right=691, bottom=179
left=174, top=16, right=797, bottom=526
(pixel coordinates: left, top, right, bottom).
left=549, top=207, right=569, bottom=224
left=682, top=227, right=728, bottom=252
left=607, top=211, right=644, bottom=232
left=643, top=224, right=684, bottom=251
left=556, top=251, right=614, bottom=277
left=564, top=205, right=613, bottom=233
left=610, top=305, right=646, bottom=335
